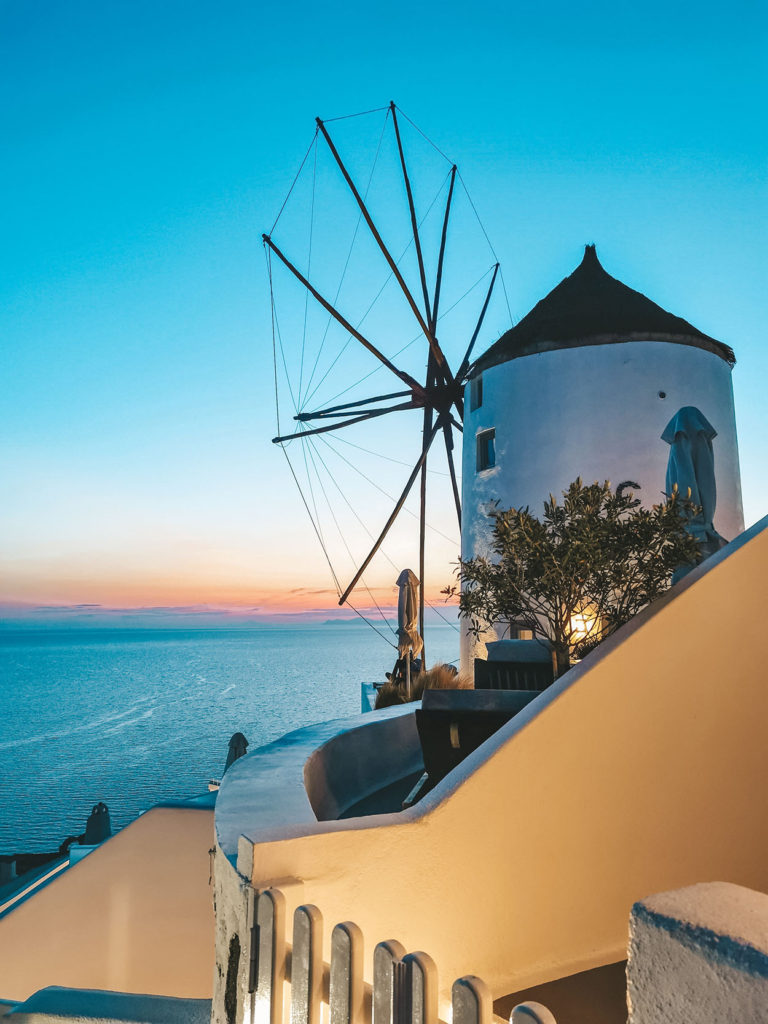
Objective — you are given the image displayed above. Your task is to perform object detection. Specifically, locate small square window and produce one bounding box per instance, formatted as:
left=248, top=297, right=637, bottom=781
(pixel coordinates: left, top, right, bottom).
left=470, top=375, right=483, bottom=411
left=476, top=428, right=495, bottom=472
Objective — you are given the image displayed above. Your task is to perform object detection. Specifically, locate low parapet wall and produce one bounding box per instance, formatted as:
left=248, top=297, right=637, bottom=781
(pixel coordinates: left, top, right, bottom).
left=0, top=807, right=214, bottom=1002
left=303, top=705, right=422, bottom=821
left=213, top=703, right=420, bottom=869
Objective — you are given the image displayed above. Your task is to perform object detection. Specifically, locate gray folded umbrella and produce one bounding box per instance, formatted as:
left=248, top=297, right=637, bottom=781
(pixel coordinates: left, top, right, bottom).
left=224, top=732, right=249, bottom=774
left=662, top=406, right=727, bottom=559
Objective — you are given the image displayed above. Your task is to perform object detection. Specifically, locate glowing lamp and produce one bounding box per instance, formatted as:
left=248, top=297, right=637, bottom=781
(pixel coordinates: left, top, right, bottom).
left=570, top=606, right=600, bottom=647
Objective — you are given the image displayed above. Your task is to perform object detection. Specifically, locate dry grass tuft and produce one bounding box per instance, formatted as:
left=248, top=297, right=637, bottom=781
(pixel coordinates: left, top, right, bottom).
left=374, top=663, right=471, bottom=709
left=373, top=679, right=409, bottom=710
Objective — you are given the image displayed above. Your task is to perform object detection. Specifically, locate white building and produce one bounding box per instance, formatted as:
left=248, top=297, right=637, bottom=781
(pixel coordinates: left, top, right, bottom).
left=461, top=245, right=744, bottom=666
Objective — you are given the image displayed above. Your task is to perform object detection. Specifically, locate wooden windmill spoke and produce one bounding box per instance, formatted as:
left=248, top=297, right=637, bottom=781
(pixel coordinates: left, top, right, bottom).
left=273, top=402, right=418, bottom=444
left=295, top=390, right=413, bottom=421
left=426, top=163, right=460, bottom=412
left=456, top=263, right=500, bottom=382
left=442, top=419, right=462, bottom=529
left=337, top=420, right=442, bottom=606
left=430, top=165, right=457, bottom=333
left=316, top=117, right=455, bottom=390
left=263, top=234, right=425, bottom=397
left=428, top=164, right=459, bottom=405
left=417, top=352, right=438, bottom=650
left=453, top=388, right=465, bottom=422
left=294, top=408, right=410, bottom=419
left=391, top=103, right=432, bottom=325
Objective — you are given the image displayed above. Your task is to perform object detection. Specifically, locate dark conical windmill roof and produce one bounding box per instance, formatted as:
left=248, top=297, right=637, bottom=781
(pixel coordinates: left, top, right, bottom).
left=472, top=245, right=734, bottom=373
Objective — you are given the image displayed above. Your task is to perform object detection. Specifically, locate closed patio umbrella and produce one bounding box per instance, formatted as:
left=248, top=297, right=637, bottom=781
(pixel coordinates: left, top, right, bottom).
left=396, top=569, right=423, bottom=698
left=224, top=732, right=249, bottom=774
left=662, top=406, right=727, bottom=560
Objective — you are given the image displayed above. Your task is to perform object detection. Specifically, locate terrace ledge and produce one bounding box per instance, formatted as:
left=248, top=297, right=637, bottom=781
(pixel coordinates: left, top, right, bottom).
left=213, top=702, right=423, bottom=874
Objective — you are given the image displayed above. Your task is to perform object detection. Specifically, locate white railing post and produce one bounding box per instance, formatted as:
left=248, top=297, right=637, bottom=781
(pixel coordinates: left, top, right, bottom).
left=510, top=1003, right=557, bottom=1024
left=402, top=952, right=437, bottom=1024
left=330, top=921, right=364, bottom=1024
left=249, top=888, right=286, bottom=1024
left=291, top=905, right=323, bottom=1024
left=373, top=940, right=406, bottom=1024
left=452, top=976, right=492, bottom=1024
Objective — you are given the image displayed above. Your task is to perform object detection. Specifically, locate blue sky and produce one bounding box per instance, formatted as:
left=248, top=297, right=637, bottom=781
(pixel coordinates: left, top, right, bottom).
left=1, top=0, right=766, bottom=624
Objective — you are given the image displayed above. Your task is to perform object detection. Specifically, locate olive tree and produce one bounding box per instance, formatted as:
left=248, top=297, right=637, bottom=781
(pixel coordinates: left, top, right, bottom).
left=446, top=479, right=701, bottom=678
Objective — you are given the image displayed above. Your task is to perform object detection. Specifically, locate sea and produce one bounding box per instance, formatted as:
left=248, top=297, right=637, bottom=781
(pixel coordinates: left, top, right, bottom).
left=0, top=623, right=459, bottom=855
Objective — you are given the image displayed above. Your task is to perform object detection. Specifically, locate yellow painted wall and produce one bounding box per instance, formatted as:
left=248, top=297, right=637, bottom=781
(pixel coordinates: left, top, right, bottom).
left=245, top=519, right=768, bottom=1009
left=0, top=807, right=214, bottom=1002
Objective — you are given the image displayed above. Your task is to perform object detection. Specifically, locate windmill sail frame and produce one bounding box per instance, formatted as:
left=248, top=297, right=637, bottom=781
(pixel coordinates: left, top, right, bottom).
left=265, top=103, right=502, bottom=652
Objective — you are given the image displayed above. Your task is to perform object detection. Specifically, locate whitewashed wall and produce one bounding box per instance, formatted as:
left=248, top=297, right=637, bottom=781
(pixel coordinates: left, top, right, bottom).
left=628, top=882, right=768, bottom=1023
left=461, top=341, right=744, bottom=668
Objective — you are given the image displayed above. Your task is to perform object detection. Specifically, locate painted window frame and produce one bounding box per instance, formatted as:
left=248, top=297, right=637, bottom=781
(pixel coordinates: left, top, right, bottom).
left=470, top=374, right=483, bottom=411
left=476, top=428, right=496, bottom=472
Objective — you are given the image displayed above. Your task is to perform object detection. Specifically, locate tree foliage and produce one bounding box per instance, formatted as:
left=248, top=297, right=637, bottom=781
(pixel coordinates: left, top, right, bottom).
left=446, top=479, right=702, bottom=676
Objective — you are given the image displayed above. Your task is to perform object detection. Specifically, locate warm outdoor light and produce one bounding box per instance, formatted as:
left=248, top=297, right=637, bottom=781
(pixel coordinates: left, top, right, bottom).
left=570, top=606, right=600, bottom=646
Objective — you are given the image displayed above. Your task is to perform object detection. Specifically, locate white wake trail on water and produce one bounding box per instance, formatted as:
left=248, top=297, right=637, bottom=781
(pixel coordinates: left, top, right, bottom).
left=102, top=709, right=155, bottom=736
left=0, top=698, right=157, bottom=750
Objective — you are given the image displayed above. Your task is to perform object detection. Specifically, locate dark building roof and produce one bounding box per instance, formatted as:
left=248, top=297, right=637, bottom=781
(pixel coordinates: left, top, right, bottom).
left=472, top=245, right=734, bottom=374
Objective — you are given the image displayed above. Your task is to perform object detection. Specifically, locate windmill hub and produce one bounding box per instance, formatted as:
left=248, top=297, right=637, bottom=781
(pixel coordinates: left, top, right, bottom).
left=422, top=383, right=462, bottom=414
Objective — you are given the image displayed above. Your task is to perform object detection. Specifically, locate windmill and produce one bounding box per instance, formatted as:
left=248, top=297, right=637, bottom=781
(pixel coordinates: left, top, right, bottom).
left=264, top=103, right=508, bottom=658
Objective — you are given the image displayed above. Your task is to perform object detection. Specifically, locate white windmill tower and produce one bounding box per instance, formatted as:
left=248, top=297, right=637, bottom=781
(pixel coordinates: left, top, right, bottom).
left=461, top=245, right=744, bottom=668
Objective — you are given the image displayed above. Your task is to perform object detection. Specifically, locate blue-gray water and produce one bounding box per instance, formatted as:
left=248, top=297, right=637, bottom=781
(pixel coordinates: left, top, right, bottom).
left=0, top=623, right=459, bottom=854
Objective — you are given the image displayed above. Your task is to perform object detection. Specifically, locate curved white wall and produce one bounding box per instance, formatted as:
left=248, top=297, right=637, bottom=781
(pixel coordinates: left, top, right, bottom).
left=461, top=341, right=744, bottom=666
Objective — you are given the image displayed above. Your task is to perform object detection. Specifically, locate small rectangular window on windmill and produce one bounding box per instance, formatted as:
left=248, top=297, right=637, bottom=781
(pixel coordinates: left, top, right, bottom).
left=470, top=374, right=483, bottom=410
left=476, top=428, right=495, bottom=472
